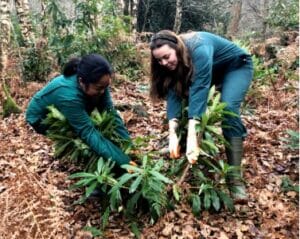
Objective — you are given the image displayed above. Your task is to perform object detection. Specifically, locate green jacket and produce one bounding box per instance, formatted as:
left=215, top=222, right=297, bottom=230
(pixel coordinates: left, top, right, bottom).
left=167, top=31, right=250, bottom=120
left=26, top=74, right=130, bottom=165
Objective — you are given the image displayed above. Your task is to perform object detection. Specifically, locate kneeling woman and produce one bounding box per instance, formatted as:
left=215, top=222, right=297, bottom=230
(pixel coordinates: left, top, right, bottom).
left=26, top=53, right=131, bottom=166
left=149, top=30, right=253, bottom=200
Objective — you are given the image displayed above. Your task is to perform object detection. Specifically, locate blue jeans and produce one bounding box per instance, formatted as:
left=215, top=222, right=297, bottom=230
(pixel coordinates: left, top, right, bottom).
left=219, top=56, right=253, bottom=139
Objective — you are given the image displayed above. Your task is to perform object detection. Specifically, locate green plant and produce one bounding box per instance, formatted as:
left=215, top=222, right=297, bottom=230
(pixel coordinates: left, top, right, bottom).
left=2, top=82, right=22, bottom=118
left=22, top=40, right=54, bottom=82
left=280, top=129, right=299, bottom=150
left=42, top=105, right=131, bottom=171
left=177, top=86, right=235, bottom=156
left=197, top=86, right=236, bottom=156
left=109, top=155, right=173, bottom=222
left=69, top=158, right=118, bottom=200
left=267, top=0, right=299, bottom=30
left=168, top=87, right=241, bottom=215
left=83, top=226, right=103, bottom=237
left=281, top=176, right=299, bottom=193
left=185, top=159, right=237, bottom=215
left=49, top=86, right=243, bottom=227
left=69, top=154, right=172, bottom=224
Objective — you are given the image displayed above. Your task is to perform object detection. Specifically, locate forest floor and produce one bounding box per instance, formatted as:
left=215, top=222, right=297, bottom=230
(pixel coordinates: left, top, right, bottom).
left=0, top=55, right=299, bottom=239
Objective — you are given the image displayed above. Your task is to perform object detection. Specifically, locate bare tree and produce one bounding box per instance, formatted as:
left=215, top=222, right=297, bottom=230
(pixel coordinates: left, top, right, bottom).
left=227, top=0, right=242, bottom=37
left=173, top=0, right=183, bottom=33
left=247, top=0, right=270, bottom=38
left=15, top=0, right=34, bottom=46
left=138, top=0, right=151, bottom=32
left=126, top=0, right=138, bottom=32
left=0, top=0, right=11, bottom=75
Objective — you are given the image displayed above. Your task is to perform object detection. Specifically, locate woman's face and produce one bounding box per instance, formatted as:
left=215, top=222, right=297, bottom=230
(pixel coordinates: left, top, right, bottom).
left=80, top=74, right=111, bottom=96
left=152, top=44, right=178, bottom=71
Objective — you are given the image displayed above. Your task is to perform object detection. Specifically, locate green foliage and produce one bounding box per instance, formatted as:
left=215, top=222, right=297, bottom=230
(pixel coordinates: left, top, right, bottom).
left=35, top=0, right=143, bottom=80
left=48, top=87, right=242, bottom=226
left=280, top=176, right=299, bottom=193
left=267, top=0, right=299, bottom=30
left=2, top=83, right=22, bottom=118
left=197, top=86, right=235, bottom=156
left=83, top=226, right=103, bottom=237
left=69, top=154, right=172, bottom=223
left=188, top=159, right=236, bottom=214
left=109, top=155, right=172, bottom=221
left=177, top=86, right=233, bottom=156
left=42, top=105, right=130, bottom=171
left=69, top=158, right=118, bottom=199
left=280, top=129, right=299, bottom=150
left=22, top=42, right=53, bottom=82
left=171, top=87, right=239, bottom=214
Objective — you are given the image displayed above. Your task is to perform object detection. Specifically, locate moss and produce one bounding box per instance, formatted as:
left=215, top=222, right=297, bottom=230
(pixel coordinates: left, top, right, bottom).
left=2, top=82, right=22, bottom=118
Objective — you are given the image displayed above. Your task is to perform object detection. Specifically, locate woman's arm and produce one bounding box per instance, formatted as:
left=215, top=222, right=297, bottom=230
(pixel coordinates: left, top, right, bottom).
left=98, top=88, right=131, bottom=140
left=58, top=97, right=130, bottom=166
left=188, top=44, right=214, bottom=118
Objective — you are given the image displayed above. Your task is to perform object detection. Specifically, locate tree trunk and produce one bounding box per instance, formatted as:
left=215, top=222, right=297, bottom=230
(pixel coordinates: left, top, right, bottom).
left=2, top=82, right=22, bottom=118
left=15, top=0, right=34, bottom=46
left=173, top=0, right=183, bottom=34
left=0, top=0, right=11, bottom=77
left=227, top=0, right=242, bottom=37
left=262, top=0, right=269, bottom=38
left=138, top=0, right=150, bottom=32
left=122, top=0, right=137, bottom=33
left=123, top=0, right=130, bottom=15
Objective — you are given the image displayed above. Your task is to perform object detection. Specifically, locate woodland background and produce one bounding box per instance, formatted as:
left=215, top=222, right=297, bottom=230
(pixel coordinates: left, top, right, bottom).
left=0, top=0, right=299, bottom=238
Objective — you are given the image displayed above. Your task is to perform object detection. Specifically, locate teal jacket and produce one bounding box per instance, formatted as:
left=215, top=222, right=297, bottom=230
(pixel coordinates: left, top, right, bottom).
left=26, top=75, right=130, bottom=165
left=167, top=31, right=250, bottom=120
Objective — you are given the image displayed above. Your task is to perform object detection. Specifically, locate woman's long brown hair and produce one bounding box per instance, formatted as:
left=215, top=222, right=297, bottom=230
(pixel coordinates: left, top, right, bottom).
left=149, top=30, right=193, bottom=101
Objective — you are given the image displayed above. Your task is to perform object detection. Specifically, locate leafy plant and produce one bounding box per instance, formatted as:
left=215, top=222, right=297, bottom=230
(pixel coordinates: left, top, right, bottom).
left=22, top=39, right=54, bottom=82
left=42, top=105, right=131, bottom=171
left=177, top=86, right=234, bottom=156
left=280, top=129, right=299, bottom=150
left=267, top=0, right=299, bottom=30
left=197, top=86, right=236, bottom=156
left=109, top=155, right=173, bottom=222
left=47, top=86, right=243, bottom=226
left=281, top=176, right=299, bottom=193
left=188, top=159, right=236, bottom=215
left=169, top=86, right=242, bottom=214
left=69, top=153, right=172, bottom=224
left=36, top=0, right=143, bottom=79
left=69, top=158, right=118, bottom=199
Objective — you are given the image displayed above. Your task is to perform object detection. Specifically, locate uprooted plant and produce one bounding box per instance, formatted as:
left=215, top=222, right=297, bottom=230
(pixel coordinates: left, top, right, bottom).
left=42, top=106, right=131, bottom=171
left=42, top=86, right=244, bottom=231
left=168, top=86, right=241, bottom=214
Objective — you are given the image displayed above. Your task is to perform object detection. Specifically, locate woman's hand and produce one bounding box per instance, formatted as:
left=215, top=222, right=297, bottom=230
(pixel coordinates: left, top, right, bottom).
left=186, top=119, right=200, bottom=164
left=169, top=119, right=181, bottom=159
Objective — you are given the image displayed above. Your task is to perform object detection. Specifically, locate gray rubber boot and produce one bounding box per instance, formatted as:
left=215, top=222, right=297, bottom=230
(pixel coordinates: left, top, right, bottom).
left=225, top=137, right=248, bottom=202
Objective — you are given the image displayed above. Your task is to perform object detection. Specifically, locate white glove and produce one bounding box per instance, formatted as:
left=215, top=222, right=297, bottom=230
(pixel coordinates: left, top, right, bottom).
left=186, top=119, right=201, bottom=164
left=169, top=119, right=180, bottom=159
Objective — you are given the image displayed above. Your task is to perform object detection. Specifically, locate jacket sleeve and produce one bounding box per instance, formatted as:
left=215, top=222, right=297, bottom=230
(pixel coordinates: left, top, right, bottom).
left=167, top=88, right=182, bottom=120
left=58, top=96, right=130, bottom=166
left=188, top=44, right=214, bottom=119
left=98, top=88, right=131, bottom=141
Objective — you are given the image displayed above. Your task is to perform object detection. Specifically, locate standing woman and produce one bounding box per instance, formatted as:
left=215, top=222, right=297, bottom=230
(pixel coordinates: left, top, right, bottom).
left=26, top=53, right=132, bottom=166
left=149, top=30, right=253, bottom=200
